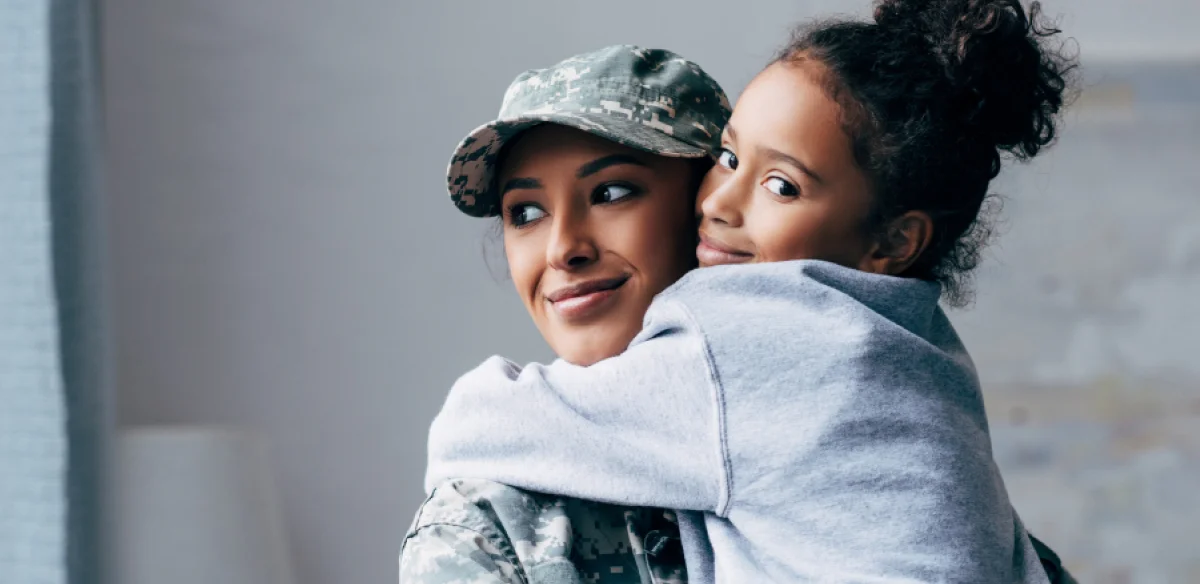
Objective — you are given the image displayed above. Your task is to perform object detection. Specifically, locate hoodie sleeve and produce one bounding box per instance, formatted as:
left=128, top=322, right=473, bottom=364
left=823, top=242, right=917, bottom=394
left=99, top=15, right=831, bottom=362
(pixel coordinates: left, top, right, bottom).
left=425, top=299, right=730, bottom=515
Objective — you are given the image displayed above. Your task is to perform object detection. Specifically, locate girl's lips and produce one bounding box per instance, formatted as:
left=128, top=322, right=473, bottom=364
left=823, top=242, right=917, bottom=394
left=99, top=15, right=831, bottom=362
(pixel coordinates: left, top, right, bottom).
left=697, top=232, right=753, bottom=266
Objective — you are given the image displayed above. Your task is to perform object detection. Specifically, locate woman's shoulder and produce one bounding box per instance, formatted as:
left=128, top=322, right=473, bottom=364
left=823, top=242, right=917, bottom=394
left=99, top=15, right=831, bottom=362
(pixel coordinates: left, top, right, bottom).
left=404, top=479, right=673, bottom=583
left=402, top=479, right=529, bottom=582
left=406, top=478, right=533, bottom=543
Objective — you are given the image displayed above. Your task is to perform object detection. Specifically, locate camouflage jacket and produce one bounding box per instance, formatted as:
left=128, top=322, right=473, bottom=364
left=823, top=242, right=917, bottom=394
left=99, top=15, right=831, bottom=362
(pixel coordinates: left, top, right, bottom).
left=400, top=479, right=687, bottom=584
left=400, top=479, right=1076, bottom=584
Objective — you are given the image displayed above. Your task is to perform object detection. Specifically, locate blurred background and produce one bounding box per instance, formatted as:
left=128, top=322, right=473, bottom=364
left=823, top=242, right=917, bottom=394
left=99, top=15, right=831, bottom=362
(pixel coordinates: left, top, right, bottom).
left=80, top=0, right=1200, bottom=582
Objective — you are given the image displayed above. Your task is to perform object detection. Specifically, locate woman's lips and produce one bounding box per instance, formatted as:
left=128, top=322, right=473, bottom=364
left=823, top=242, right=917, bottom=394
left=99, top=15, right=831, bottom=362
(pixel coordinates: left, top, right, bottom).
left=546, top=276, right=630, bottom=321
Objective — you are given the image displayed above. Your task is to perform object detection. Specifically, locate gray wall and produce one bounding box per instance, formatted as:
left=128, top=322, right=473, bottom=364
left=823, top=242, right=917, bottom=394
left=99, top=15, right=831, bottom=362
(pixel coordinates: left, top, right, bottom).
left=102, top=1, right=1200, bottom=583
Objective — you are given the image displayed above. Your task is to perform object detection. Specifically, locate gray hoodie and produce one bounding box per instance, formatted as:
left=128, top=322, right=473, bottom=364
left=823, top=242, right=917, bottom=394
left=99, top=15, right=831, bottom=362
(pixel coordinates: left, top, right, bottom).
left=426, top=260, right=1050, bottom=583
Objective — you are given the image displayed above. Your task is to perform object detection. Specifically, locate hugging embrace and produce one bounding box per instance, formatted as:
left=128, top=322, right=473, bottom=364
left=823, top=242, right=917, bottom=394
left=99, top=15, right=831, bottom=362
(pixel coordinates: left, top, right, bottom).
left=402, top=0, right=1078, bottom=582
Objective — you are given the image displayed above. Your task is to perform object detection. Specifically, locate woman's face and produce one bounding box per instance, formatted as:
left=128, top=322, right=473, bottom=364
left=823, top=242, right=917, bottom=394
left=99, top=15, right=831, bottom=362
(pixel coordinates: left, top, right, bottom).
left=695, top=61, right=879, bottom=269
left=499, top=125, right=698, bottom=366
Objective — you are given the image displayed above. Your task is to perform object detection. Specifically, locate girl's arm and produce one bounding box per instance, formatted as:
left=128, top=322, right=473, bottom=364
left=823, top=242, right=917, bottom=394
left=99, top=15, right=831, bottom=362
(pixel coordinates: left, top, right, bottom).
left=425, top=299, right=730, bottom=515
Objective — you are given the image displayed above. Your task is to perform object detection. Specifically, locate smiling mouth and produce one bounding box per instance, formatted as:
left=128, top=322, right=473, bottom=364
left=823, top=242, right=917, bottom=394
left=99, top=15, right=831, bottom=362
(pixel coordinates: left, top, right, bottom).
left=696, top=232, right=753, bottom=266
left=545, top=275, right=630, bottom=321
left=546, top=276, right=630, bottom=302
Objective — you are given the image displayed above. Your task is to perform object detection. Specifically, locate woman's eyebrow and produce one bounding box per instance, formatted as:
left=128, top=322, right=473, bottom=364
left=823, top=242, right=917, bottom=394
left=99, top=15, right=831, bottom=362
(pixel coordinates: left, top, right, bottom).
left=576, top=154, right=648, bottom=179
left=500, top=177, right=542, bottom=196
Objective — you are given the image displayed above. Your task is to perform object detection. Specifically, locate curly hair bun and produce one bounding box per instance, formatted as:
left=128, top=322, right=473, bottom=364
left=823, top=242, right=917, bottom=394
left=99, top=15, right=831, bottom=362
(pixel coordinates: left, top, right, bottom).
left=874, top=0, right=1071, bottom=160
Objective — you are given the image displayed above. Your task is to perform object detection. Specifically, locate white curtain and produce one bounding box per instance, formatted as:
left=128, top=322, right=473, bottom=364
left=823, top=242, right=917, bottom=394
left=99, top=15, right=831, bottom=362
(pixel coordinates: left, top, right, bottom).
left=0, top=0, right=105, bottom=582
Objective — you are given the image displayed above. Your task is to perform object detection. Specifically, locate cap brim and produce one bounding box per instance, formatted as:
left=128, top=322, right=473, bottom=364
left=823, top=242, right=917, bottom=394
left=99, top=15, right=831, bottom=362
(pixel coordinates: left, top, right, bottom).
left=446, top=112, right=709, bottom=218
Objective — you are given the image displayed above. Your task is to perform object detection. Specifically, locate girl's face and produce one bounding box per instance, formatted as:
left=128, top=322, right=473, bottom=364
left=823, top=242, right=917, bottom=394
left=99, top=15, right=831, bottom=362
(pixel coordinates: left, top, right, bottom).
left=499, top=125, right=698, bottom=366
left=696, top=61, right=880, bottom=269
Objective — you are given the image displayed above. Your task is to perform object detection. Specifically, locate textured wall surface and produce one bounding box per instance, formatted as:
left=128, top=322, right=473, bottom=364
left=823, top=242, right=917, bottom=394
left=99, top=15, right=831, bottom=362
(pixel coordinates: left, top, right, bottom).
left=969, top=63, right=1200, bottom=582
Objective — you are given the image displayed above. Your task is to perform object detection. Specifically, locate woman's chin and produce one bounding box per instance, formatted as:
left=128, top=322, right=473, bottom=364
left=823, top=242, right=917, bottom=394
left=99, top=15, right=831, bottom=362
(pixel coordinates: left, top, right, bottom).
left=552, top=330, right=637, bottom=367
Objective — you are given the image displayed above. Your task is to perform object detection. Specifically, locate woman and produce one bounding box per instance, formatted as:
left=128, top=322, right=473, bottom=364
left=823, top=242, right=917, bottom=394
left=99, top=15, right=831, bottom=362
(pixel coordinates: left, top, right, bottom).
left=425, top=0, right=1078, bottom=582
left=401, top=44, right=730, bottom=583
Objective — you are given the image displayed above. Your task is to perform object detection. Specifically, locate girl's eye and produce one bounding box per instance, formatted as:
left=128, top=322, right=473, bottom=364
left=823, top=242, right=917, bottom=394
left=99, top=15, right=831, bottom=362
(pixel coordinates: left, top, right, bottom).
left=716, top=148, right=738, bottom=170
left=593, top=183, right=639, bottom=204
left=508, top=203, right=546, bottom=227
left=764, top=176, right=800, bottom=198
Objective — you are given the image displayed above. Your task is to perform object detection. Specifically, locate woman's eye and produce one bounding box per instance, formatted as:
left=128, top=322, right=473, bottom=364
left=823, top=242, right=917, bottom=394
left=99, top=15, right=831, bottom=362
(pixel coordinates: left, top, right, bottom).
left=716, top=148, right=738, bottom=170
left=508, top=204, right=546, bottom=227
left=764, top=176, right=800, bottom=197
left=594, top=183, right=637, bottom=204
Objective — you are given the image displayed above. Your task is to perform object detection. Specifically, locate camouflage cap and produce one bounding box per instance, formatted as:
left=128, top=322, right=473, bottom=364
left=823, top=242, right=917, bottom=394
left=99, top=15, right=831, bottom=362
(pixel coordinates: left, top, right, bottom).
left=446, top=44, right=731, bottom=217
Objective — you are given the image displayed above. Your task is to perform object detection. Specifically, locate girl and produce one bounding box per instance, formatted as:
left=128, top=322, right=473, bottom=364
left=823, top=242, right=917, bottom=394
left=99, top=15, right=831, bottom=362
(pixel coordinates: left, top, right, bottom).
left=426, top=1, right=1077, bottom=582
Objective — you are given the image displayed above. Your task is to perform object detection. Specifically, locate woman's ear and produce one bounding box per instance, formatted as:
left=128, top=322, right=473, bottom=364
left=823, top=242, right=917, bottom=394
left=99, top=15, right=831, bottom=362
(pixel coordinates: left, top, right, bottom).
left=859, top=210, right=934, bottom=276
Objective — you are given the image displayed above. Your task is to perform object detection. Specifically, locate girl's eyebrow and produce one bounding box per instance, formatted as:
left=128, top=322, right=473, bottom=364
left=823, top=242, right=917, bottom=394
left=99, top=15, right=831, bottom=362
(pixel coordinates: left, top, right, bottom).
left=759, top=147, right=824, bottom=184
left=728, top=121, right=823, bottom=184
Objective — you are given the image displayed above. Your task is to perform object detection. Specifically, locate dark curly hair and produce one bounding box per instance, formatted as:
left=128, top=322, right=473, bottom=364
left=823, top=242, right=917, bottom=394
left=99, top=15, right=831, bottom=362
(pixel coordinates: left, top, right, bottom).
left=776, top=0, right=1077, bottom=306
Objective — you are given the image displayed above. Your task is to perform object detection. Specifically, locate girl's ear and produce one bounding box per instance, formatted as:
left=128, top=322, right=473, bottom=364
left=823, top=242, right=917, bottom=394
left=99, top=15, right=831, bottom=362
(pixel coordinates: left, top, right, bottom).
left=858, top=210, right=934, bottom=276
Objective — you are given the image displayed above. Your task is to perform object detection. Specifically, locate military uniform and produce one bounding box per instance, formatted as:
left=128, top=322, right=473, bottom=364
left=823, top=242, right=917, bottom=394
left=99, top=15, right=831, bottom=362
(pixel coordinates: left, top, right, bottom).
left=400, top=479, right=686, bottom=584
